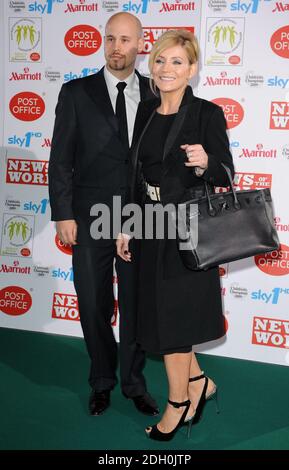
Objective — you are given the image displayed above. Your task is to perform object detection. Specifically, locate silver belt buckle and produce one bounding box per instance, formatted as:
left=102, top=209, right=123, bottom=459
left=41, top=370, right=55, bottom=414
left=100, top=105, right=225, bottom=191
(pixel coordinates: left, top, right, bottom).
left=146, top=183, right=160, bottom=201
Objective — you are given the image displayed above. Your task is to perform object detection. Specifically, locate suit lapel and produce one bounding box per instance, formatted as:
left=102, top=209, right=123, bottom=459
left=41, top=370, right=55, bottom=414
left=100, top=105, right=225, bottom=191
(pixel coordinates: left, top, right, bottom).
left=83, top=67, right=118, bottom=135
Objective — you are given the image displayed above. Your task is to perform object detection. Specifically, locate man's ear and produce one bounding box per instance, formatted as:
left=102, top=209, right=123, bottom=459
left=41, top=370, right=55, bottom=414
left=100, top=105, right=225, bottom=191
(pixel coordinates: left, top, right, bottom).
left=137, top=37, right=144, bottom=54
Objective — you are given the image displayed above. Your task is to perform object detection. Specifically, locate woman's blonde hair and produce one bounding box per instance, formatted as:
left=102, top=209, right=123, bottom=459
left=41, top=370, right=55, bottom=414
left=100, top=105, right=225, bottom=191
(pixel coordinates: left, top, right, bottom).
left=148, top=29, right=199, bottom=95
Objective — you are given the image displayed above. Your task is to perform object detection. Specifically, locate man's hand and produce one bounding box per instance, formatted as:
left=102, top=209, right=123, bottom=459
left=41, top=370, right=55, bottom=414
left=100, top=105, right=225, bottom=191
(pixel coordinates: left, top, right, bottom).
left=116, top=233, right=131, bottom=262
left=56, top=220, right=78, bottom=245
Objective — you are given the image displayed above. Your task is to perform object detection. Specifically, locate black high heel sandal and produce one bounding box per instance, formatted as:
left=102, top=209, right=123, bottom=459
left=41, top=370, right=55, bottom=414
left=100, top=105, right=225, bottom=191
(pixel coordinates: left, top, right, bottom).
left=189, top=373, right=220, bottom=422
left=146, top=399, right=192, bottom=441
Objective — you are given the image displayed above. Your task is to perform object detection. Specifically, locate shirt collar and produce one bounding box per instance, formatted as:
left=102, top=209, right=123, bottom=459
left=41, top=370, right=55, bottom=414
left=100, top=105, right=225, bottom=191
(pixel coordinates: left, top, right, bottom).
left=104, top=66, right=136, bottom=91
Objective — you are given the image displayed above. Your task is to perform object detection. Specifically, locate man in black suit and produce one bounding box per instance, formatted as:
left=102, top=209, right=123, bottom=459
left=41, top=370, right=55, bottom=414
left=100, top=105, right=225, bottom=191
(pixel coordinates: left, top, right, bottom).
left=48, top=12, right=159, bottom=417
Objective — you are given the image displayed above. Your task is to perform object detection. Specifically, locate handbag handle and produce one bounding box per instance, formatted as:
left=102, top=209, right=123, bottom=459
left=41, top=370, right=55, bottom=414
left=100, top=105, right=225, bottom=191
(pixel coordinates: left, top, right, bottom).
left=204, top=163, right=240, bottom=215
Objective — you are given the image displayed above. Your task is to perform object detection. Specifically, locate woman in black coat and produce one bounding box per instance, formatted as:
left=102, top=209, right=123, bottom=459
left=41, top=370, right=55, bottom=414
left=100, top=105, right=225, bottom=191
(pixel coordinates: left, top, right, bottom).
left=117, top=29, right=234, bottom=441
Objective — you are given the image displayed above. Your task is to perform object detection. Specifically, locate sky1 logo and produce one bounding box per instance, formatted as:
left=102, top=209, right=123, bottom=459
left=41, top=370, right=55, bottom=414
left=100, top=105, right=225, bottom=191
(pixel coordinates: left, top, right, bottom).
left=52, top=267, right=74, bottom=282
left=123, top=0, right=159, bottom=14
left=64, top=67, right=99, bottom=82
left=230, top=0, right=261, bottom=13
left=8, top=132, right=42, bottom=148
left=251, top=288, right=289, bottom=304
left=28, top=0, right=64, bottom=14
left=23, top=198, right=49, bottom=214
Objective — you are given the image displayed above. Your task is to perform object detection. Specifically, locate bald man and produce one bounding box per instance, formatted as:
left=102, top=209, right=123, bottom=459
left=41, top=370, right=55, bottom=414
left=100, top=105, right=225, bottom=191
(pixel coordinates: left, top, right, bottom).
left=49, top=13, right=159, bottom=416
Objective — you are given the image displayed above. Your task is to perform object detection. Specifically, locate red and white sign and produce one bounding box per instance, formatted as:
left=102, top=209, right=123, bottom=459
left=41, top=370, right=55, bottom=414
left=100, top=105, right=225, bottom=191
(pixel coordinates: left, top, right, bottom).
left=55, top=235, right=73, bottom=255
left=0, top=286, right=32, bottom=316
left=252, top=316, right=289, bottom=348
left=255, top=244, right=289, bottom=276
left=233, top=172, right=272, bottom=191
left=64, top=25, right=102, bottom=56
left=141, top=26, right=194, bottom=54
left=9, top=92, right=45, bottom=121
left=211, top=98, right=244, bottom=129
left=52, top=293, right=80, bottom=321
left=270, top=25, right=289, bottom=59
left=270, top=101, right=289, bottom=130
left=6, top=158, right=48, bottom=186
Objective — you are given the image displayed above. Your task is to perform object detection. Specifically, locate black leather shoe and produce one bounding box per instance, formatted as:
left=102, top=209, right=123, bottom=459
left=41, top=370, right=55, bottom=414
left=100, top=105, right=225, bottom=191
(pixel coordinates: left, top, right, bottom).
left=89, top=390, right=110, bottom=416
left=130, top=392, right=159, bottom=416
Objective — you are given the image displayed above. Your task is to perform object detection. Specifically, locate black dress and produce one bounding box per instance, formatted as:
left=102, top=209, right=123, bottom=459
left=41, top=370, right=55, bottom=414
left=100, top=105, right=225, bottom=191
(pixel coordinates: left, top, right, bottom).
left=137, top=112, right=192, bottom=354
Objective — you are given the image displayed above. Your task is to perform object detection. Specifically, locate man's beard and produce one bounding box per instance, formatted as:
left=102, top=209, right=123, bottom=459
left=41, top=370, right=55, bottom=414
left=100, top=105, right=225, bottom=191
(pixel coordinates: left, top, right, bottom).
left=108, top=56, right=126, bottom=71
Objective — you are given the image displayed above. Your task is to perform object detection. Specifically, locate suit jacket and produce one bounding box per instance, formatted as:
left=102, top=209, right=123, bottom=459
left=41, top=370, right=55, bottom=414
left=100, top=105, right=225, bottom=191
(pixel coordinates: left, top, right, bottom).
left=48, top=67, right=153, bottom=224
left=130, top=86, right=234, bottom=207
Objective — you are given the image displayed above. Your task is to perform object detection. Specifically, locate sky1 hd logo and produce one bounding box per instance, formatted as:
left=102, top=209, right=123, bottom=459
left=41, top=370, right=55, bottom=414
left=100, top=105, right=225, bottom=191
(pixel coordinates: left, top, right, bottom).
left=28, top=0, right=64, bottom=14
left=123, top=0, right=159, bottom=14
left=252, top=316, right=289, bottom=349
left=8, top=132, right=42, bottom=148
left=251, top=287, right=289, bottom=305
left=8, top=133, right=51, bottom=149
left=229, top=0, right=261, bottom=13
left=64, top=67, right=99, bottom=82
left=52, top=267, right=74, bottom=282
left=23, top=198, right=50, bottom=215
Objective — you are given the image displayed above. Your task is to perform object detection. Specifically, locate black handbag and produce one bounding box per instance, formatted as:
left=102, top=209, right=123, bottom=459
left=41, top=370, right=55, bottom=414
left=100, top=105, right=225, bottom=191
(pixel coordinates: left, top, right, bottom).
left=176, top=164, right=280, bottom=270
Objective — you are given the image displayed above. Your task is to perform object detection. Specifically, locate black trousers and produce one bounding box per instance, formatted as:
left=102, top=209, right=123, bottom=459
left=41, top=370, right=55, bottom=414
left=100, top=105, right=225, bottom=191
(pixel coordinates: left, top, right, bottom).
left=72, top=240, right=146, bottom=397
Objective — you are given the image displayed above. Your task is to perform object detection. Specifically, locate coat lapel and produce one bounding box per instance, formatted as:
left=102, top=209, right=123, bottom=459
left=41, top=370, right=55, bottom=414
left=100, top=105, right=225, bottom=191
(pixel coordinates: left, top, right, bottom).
left=83, top=67, right=118, bottom=135
left=162, top=87, right=199, bottom=176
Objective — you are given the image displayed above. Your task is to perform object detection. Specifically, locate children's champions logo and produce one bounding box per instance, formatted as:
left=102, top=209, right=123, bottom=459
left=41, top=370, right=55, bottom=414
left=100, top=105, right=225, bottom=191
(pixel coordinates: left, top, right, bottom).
left=1, top=214, right=35, bottom=258
left=9, top=17, right=42, bottom=62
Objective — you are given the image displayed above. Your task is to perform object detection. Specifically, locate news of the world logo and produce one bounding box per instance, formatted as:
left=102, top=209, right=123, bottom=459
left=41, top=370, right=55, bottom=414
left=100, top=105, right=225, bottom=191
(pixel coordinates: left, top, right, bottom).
left=252, top=316, right=289, bottom=349
left=270, top=102, right=289, bottom=130
left=6, top=158, right=48, bottom=185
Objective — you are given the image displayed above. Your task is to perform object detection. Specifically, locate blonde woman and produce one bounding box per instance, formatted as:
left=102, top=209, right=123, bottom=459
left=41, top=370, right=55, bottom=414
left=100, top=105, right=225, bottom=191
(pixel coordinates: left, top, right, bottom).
left=117, top=30, right=234, bottom=441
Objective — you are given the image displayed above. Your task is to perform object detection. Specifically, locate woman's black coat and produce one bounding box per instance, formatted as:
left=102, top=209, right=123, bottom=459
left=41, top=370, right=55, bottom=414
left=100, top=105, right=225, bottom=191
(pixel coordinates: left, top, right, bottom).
left=129, top=86, right=234, bottom=351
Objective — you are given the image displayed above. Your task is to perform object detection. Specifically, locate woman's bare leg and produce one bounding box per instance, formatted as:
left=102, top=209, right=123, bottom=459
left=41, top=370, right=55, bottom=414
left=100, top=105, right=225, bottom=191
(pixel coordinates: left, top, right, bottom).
left=146, top=352, right=192, bottom=434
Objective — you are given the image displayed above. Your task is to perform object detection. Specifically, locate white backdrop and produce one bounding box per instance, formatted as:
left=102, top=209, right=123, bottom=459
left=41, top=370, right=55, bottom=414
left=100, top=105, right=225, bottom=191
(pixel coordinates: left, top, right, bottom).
left=0, top=0, right=289, bottom=367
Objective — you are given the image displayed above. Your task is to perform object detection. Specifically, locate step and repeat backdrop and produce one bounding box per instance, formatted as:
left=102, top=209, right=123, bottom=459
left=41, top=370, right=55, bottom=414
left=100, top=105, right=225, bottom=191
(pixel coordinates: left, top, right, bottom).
left=0, top=0, right=288, bottom=366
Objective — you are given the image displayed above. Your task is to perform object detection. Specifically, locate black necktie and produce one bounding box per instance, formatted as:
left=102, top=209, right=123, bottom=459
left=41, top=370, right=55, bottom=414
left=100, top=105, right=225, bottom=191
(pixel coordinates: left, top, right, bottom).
left=116, top=82, right=129, bottom=150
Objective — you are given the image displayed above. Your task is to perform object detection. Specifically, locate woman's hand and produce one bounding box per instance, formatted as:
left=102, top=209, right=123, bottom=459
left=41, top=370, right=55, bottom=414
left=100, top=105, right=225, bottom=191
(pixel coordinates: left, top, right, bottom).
left=116, top=233, right=132, bottom=262
left=181, top=144, right=208, bottom=175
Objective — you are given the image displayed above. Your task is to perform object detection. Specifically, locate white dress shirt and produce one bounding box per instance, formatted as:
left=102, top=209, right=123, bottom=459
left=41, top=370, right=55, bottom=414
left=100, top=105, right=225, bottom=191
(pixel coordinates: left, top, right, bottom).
left=104, top=66, right=140, bottom=147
